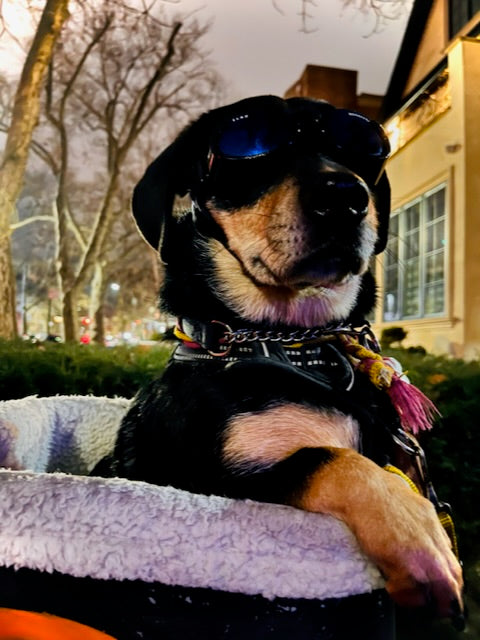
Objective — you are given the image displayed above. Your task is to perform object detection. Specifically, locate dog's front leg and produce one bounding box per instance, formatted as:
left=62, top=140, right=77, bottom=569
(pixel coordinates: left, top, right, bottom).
left=223, top=405, right=463, bottom=619
left=292, top=447, right=463, bottom=618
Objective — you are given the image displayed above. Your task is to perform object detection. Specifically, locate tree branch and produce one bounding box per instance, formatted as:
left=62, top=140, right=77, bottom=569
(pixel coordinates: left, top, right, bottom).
left=10, top=214, right=54, bottom=231
left=123, top=21, right=182, bottom=154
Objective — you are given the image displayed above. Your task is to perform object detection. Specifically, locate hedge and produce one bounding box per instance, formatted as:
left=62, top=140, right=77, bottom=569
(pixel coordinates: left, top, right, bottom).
left=0, top=339, right=173, bottom=401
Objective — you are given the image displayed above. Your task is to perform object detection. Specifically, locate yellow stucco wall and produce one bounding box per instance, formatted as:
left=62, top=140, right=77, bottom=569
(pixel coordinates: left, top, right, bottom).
left=461, top=39, right=480, bottom=358
left=373, top=39, right=480, bottom=359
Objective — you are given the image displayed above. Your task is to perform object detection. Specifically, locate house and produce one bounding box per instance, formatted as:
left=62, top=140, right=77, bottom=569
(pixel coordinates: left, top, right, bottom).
left=374, top=0, right=480, bottom=359
left=285, top=1, right=480, bottom=359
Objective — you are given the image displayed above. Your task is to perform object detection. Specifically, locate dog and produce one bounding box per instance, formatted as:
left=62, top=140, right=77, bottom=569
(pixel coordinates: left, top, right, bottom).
left=100, top=95, right=463, bottom=621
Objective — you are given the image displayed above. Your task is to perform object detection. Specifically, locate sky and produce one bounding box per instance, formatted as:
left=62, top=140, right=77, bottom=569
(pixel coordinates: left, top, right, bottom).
left=1, top=0, right=413, bottom=102
left=160, top=0, right=414, bottom=101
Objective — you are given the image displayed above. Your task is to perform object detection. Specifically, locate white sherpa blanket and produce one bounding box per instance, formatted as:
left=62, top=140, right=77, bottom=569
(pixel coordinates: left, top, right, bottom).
left=0, top=395, right=384, bottom=601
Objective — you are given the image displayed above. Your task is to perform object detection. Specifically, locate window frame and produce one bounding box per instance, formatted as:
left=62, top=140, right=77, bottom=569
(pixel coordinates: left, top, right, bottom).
left=382, top=183, right=448, bottom=322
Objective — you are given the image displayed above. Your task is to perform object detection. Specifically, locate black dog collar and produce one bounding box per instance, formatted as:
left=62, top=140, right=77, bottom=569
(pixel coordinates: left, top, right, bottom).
left=176, top=317, right=378, bottom=356
left=173, top=323, right=356, bottom=393
left=172, top=318, right=380, bottom=393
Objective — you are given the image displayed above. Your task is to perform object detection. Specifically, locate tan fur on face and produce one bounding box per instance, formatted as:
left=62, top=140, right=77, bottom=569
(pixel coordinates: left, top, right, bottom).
left=208, top=238, right=363, bottom=326
left=222, top=404, right=359, bottom=471
left=206, top=175, right=378, bottom=326
left=209, top=177, right=378, bottom=288
left=210, top=179, right=310, bottom=286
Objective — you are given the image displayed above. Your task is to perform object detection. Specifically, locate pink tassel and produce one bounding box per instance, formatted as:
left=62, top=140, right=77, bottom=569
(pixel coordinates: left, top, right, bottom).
left=387, top=375, right=440, bottom=434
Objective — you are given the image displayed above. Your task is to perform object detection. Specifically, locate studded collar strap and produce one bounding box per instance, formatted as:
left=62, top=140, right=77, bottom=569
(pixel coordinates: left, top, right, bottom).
left=175, top=317, right=378, bottom=356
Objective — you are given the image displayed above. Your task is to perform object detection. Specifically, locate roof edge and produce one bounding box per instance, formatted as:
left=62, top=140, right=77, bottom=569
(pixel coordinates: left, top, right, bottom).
left=379, top=0, right=435, bottom=121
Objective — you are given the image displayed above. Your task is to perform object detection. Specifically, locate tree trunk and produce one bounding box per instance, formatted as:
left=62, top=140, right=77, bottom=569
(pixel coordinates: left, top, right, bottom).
left=0, top=0, right=69, bottom=339
left=62, top=288, right=79, bottom=342
left=63, top=173, right=118, bottom=343
left=94, top=304, right=106, bottom=346
left=88, top=262, right=106, bottom=345
left=0, top=235, right=17, bottom=337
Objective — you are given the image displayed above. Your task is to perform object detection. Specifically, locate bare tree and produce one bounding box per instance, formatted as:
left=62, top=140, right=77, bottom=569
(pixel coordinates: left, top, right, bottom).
left=37, top=0, right=221, bottom=341
left=0, top=0, right=69, bottom=338
left=286, top=0, right=412, bottom=33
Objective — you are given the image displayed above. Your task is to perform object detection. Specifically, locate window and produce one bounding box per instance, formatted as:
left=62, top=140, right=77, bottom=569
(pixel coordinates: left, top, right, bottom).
left=449, top=0, right=480, bottom=38
left=383, top=185, right=447, bottom=321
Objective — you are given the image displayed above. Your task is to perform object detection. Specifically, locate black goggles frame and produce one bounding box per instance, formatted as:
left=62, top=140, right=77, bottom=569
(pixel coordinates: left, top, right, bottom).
left=206, top=96, right=390, bottom=186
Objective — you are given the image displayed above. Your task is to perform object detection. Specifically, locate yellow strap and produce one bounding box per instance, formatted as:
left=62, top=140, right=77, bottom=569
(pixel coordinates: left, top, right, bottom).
left=173, top=325, right=195, bottom=343
left=384, top=464, right=420, bottom=493
left=438, top=510, right=460, bottom=559
left=384, top=465, right=460, bottom=559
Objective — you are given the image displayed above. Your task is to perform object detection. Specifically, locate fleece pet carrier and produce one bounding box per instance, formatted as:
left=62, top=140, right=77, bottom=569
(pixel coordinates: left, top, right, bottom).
left=0, top=395, right=394, bottom=639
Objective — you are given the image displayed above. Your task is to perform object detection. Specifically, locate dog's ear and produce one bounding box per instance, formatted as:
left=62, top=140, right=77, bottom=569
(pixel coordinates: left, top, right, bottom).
left=373, top=172, right=391, bottom=255
left=131, top=122, right=205, bottom=263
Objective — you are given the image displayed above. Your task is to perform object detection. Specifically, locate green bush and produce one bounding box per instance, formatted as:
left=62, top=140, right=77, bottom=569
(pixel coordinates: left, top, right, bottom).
left=380, top=326, right=408, bottom=349
left=0, top=339, right=174, bottom=400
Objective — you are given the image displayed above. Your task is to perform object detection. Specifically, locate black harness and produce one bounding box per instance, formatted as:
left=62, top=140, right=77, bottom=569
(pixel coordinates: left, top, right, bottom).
left=172, top=316, right=459, bottom=560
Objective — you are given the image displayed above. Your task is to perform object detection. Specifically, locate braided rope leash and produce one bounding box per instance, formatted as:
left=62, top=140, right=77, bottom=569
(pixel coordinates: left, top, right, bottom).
left=339, top=335, right=440, bottom=435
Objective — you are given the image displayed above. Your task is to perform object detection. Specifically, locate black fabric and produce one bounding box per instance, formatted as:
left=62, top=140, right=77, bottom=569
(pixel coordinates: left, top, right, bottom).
left=0, top=566, right=395, bottom=640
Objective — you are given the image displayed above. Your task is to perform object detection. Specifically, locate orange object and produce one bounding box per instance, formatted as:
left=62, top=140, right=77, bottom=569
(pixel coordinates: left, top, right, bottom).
left=0, top=608, right=116, bottom=640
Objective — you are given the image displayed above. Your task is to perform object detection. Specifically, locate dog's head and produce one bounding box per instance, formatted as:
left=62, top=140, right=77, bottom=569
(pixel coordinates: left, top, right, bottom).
left=133, top=95, right=390, bottom=327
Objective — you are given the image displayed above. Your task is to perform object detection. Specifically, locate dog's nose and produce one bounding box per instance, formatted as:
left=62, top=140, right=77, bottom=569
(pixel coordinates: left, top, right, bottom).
left=304, top=173, right=370, bottom=221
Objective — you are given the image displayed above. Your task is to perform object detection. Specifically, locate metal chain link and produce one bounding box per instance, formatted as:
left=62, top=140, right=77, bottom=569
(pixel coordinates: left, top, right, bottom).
left=223, top=324, right=374, bottom=345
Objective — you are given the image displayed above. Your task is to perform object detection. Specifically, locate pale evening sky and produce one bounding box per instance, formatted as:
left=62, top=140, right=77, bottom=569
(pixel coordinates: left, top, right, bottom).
left=161, top=0, right=414, bottom=101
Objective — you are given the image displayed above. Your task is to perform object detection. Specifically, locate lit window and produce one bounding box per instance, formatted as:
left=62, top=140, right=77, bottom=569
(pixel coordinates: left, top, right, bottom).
left=383, top=185, right=447, bottom=321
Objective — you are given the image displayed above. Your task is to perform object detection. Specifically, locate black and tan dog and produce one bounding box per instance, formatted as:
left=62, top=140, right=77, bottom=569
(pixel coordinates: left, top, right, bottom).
left=101, top=96, right=463, bottom=620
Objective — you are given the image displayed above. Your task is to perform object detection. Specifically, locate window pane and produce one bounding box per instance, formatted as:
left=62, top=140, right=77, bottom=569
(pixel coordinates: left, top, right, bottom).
left=403, top=259, right=420, bottom=316
left=385, top=217, right=399, bottom=266
left=385, top=236, right=399, bottom=266
left=425, top=252, right=444, bottom=284
left=424, top=283, right=445, bottom=315
left=389, top=215, right=399, bottom=236
left=384, top=268, right=398, bottom=296
left=383, top=265, right=399, bottom=321
left=404, top=230, right=419, bottom=260
left=426, top=219, right=445, bottom=252
left=426, top=189, right=445, bottom=223
left=405, top=204, right=420, bottom=231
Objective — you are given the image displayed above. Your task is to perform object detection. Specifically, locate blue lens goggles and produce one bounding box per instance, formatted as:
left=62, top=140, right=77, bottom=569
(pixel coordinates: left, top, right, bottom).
left=208, top=96, right=390, bottom=185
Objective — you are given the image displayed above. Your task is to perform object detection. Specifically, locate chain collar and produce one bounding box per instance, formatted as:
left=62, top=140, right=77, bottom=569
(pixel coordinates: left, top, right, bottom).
left=222, top=324, right=377, bottom=346
left=177, top=318, right=379, bottom=357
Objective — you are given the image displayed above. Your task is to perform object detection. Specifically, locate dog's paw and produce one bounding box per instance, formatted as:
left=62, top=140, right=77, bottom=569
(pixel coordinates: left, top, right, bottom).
left=356, top=472, right=464, bottom=620
left=295, top=448, right=463, bottom=621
